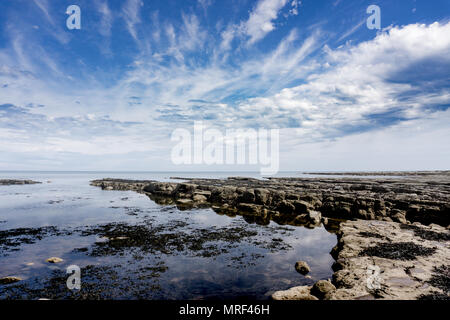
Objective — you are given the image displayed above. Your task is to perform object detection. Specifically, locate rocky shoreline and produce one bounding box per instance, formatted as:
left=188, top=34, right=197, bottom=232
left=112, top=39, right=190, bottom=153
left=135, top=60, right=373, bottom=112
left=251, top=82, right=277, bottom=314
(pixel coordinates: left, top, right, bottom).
left=90, top=172, right=450, bottom=300
left=0, top=179, right=41, bottom=185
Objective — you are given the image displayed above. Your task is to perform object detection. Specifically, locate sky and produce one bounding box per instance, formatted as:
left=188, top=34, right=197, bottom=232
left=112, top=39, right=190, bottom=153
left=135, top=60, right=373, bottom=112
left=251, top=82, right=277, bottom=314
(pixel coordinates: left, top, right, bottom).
left=0, top=0, right=449, bottom=172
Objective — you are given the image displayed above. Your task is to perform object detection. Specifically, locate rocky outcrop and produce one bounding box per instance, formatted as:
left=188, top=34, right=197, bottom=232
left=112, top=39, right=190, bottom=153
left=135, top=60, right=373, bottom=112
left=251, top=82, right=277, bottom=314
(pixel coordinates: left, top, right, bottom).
left=0, top=179, right=41, bottom=185
left=0, top=276, right=22, bottom=284
left=91, top=173, right=450, bottom=227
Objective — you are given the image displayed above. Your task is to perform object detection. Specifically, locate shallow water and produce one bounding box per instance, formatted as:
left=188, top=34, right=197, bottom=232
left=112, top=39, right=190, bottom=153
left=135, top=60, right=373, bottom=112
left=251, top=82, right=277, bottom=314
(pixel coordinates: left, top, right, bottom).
left=0, top=172, right=337, bottom=300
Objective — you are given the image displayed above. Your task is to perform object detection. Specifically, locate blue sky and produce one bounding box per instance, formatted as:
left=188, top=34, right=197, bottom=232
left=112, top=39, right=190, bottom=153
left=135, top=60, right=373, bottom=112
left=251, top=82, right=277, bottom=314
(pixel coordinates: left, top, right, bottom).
left=0, top=0, right=449, bottom=171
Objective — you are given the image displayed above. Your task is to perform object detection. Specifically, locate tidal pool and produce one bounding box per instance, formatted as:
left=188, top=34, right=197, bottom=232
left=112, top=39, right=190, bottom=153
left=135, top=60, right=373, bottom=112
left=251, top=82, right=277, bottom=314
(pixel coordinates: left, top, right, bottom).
left=0, top=172, right=337, bottom=300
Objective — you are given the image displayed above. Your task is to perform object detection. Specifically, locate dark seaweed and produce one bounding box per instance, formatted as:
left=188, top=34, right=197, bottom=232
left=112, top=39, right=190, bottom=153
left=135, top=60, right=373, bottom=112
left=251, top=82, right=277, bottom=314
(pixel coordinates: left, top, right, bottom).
left=0, top=264, right=166, bottom=300
left=358, top=231, right=385, bottom=239
left=400, top=224, right=450, bottom=242
left=359, top=242, right=436, bottom=260
left=76, top=220, right=290, bottom=258
left=0, top=226, right=65, bottom=255
left=427, top=265, right=450, bottom=294
left=417, top=292, right=450, bottom=300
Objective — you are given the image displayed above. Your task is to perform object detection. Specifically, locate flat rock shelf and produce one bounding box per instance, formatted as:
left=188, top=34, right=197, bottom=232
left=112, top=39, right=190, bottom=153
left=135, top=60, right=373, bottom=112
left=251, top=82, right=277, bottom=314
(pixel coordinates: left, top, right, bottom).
left=0, top=180, right=41, bottom=185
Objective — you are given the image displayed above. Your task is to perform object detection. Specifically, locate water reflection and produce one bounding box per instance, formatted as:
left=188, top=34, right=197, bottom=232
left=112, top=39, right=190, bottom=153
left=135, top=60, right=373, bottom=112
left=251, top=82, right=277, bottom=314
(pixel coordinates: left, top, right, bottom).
left=0, top=173, right=337, bottom=300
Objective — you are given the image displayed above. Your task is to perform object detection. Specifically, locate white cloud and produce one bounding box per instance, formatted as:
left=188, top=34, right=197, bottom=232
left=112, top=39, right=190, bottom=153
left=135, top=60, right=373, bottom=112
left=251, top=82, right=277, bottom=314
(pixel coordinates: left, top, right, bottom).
left=237, top=22, right=450, bottom=141
left=245, top=0, right=288, bottom=45
left=220, top=0, right=291, bottom=49
left=279, top=109, right=450, bottom=171
left=336, top=19, right=365, bottom=43
left=32, top=0, right=53, bottom=25
left=97, top=0, right=113, bottom=37
left=31, top=0, right=69, bottom=44
left=122, top=0, right=143, bottom=41
left=198, top=0, right=213, bottom=12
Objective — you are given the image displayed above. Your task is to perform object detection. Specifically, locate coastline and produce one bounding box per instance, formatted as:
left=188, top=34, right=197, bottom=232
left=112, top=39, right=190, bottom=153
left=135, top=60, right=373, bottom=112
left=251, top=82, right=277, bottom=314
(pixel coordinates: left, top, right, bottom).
left=90, top=172, right=450, bottom=300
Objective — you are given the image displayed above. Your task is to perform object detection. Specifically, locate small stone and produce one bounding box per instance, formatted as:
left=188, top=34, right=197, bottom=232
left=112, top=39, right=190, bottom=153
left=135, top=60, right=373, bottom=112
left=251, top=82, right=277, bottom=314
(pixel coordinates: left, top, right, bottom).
left=0, top=276, right=22, bottom=284
left=295, top=261, right=311, bottom=275
left=109, top=236, right=129, bottom=241
left=311, top=280, right=336, bottom=300
left=46, top=257, right=63, bottom=263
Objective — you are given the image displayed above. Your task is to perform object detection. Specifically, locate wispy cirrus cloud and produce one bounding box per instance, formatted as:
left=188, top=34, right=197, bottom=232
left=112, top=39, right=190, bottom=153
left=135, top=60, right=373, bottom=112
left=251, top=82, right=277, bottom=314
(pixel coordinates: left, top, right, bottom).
left=122, top=0, right=143, bottom=42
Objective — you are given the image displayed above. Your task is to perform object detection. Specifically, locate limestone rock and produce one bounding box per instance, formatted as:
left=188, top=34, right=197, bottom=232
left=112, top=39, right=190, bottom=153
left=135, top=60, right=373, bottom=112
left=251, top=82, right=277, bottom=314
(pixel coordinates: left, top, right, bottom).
left=46, top=257, right=63, bottom=263
left=271, top=286, right=318, bottom=300
left=293, top=200, right=313, bottom=213
left=254, top=188, right=270, bottom=205
left=0, top=276, right=22, bottom=284
left=193, top=194, right=207, bottom=202
left=308, top=210, right=322, bottom=224
left=176, top=199, right=193, bottom=205
left=295, top=261, right=311, bottom=275
left=311, top=280, right=336, bottom=300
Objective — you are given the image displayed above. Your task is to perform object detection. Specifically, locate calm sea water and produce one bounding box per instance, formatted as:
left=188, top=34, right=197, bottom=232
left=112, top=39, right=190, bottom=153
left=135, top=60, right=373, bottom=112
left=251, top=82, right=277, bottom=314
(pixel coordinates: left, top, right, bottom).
left=0, top=172, right=337, bottom=300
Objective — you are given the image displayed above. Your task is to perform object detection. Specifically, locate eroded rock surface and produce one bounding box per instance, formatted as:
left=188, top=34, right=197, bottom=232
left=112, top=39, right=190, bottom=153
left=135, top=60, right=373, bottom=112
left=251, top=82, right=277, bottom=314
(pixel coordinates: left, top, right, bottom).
left=330, top=220, right=450, bottom=300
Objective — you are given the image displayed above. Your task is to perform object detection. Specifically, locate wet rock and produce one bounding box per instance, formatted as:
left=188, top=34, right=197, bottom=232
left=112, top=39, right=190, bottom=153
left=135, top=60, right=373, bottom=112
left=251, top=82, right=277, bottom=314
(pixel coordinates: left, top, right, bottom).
left=0, top=179, right=41, bottom=185
left=295, top=261, right=311, bottom=275
left=254, top=188, right=270, bottom=205
left=237, top=203, right=262, bottom=214
left=277, top=200, right=296, bottom=215
left=271, top=286, right=318, bottom=300
left=46, top=257, right=63, bottom=263
left=293, top=200, right=313, bottom=213
left=237, top=189, right=255, bottom=203
left=311, top=280, right=336, bottom=300
left=144, top=182, right=176, bottom=196
left=91, top=172, right=450, bottom=226
left=0, top=276, right=22, bottom=284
